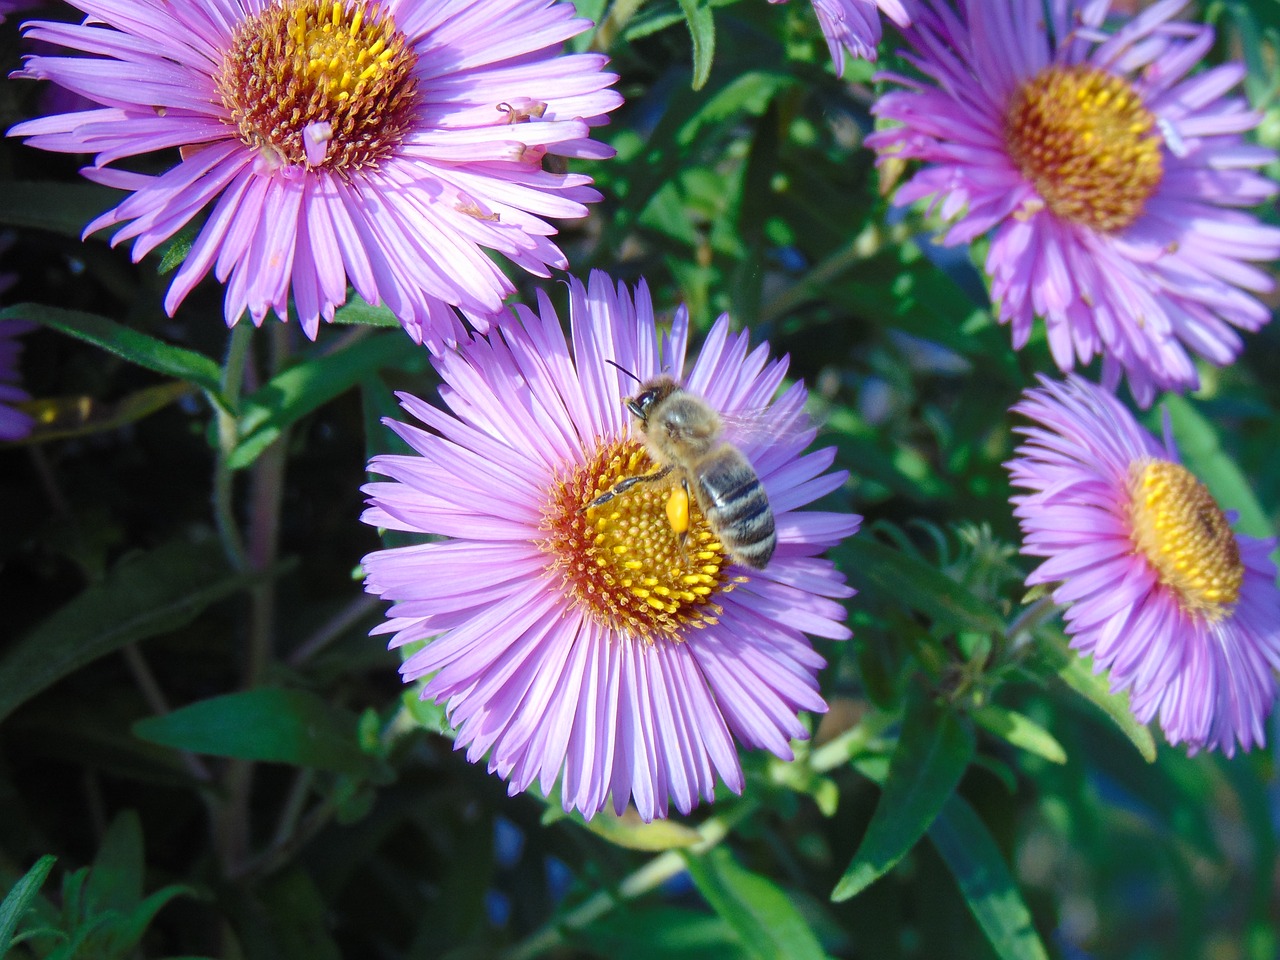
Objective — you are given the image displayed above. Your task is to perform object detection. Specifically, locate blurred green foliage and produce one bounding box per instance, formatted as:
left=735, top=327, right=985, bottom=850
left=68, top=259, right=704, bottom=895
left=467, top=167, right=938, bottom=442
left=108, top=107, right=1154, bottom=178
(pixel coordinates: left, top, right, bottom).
left=0, top=1, right=1277, bottom=959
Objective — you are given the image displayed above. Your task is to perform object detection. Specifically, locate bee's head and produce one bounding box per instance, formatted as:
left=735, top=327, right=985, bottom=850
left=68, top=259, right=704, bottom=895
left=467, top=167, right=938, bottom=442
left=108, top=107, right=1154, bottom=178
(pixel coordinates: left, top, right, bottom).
left=626, top=376, right=680, bottom=425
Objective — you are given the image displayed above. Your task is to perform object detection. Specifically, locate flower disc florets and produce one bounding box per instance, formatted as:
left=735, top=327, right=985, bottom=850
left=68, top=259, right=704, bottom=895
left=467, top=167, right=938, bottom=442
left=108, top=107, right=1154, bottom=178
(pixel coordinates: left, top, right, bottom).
left=541, top=439, right=729, bottom=643
left=217, top=0, right=419, bottom=173
left=1127, top=459, right=1243, bottom=620
left=1005, top=66, right=1163, bottom=234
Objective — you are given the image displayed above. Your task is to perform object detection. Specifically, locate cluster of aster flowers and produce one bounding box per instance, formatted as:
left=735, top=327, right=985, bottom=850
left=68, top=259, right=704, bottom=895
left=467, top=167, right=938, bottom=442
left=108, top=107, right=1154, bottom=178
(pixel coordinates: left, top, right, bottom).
left=869, top=0, right=1280, bottom=405
left=6, top=0, right=1280, bottom=819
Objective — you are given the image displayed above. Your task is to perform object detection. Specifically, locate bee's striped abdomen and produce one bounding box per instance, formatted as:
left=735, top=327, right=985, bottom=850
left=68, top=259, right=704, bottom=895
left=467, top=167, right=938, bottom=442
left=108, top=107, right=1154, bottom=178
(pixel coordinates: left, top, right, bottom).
left=696, top=446, right=776, bottom=569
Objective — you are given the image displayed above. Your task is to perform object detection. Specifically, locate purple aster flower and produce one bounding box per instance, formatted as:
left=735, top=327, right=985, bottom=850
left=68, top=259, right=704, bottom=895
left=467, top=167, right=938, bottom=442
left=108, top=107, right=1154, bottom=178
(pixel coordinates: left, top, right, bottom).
left=361, top=271, right=859, bottom=820
left=868, top=0, right=1280, bottom=405
left=1007, top=375, right=1280, bottom=756
left=9, top=1, right=621, bottom=350
left=769, top=0, right=912, bottom=73
left=0, top=319, right=35, bottom=441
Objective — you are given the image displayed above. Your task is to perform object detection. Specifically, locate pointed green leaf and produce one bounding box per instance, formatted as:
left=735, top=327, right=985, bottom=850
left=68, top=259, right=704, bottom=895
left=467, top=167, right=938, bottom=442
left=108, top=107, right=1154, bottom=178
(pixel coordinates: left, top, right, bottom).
left=0, top=540, right=258, bottom=723
left=929, top=795, right=1050, bottom=960
left=685, top=848, right=825, bottom=960
left=133, top=688, right=376, bottom=775
left=972, top=705, right=1066, bottom=765
left=230, top=331, right=426, bottom=469
left=832, top=701, right=974, bottom=901
left=578, top=906, right=751, bottom=960
left=86, top=811, right=144, bottom=918
left=1054, top=650, right=1156, bottom=763
left=580, top=808, right=703, bottom=852
left=0, top=856, right=56, bottom=952
left=0, top=305, right=226, bottom=407
left=677, top=0, right=716, bottom=89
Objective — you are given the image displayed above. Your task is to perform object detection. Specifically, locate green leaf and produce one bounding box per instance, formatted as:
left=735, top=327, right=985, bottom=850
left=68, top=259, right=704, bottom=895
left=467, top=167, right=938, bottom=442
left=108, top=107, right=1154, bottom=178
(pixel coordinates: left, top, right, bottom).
left=0, top=540, right=257, bottom=724
left=85, top=811, right=143, bottom=918
left=0, top=182, right=122, bottom=237
left=972, top=705, right=1067, bottom=766
left=1162, top=394, right=1272, bottom=540
left=837, top=535, right=1005, bottom=635
left=98, top=884, right=196, bottom=958
left=832, top=701, right=975, bottom=901
left=578, top=906, right=751, bottom=960
left=13, top=382, right=195, bottom=444
left=331, top=299, right=401, bottom=328
left=1053, top=648, right=1156, bottom=763
left=230, top=331, right=426, bottom=469
left=580, top=808, right=703, bottom=852
left=677, top=0, right=716, bottom=89
left=133, top=688, right=376, bottom=775
left=0, top=305, right=227, bottom=409
left=0, top=856, right=57, bottom=953
left=685, top=848, right=826, bottom=960
left=929, top=795, right=1050, bottom=960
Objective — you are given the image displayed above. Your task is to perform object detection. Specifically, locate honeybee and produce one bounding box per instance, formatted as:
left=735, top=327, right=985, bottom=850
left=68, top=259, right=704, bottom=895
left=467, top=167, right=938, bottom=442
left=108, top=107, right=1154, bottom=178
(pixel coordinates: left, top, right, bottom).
left=586, top=373, right=776, bottom=570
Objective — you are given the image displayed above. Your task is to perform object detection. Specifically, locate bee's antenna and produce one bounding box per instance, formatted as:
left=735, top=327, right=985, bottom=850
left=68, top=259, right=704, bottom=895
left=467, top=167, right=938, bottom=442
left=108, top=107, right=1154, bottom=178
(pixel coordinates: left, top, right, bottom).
left=605, top=358, right=642, bottom=385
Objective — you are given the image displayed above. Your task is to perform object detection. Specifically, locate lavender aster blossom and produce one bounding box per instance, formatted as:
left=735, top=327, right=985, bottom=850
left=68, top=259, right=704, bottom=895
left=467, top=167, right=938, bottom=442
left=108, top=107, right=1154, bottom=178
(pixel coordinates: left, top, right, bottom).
left=0, top=319, right=34, bottom=441
left=868, top=0, right=1280, bottom=405
left=9, top=0, right=621, bottom=350
left=1007, top=375, right=1280, bottom=756
left=361, top=272, right=859, bottom=820
left=769, top=0, right=911, bottom=73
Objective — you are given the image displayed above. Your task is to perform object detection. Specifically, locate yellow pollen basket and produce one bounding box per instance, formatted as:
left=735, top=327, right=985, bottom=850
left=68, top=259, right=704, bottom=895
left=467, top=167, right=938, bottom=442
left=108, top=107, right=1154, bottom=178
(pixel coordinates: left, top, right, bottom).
left=1004, top=65, right=1164, bottom=233
left=218, top=0, right=419, bottom=172
left=1128, top=459, right=1244, bottom=620
left=540, top=440, right=730, bottom=643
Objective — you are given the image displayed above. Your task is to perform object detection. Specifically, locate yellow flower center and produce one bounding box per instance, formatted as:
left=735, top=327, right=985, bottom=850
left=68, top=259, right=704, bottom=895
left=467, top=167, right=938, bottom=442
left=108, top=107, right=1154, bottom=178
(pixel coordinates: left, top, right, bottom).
left=1127, top=459, right=1244, bottom=621
left=1004, top=66, right=1163, bottom=233
left=217, top=0, right=419, bottom=173
left=539, top=438, right=732, bottom=643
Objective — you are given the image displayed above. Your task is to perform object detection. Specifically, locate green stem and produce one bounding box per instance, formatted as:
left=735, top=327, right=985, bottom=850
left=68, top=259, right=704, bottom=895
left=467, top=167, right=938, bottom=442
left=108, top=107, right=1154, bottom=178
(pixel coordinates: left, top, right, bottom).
left=1005, top=593, right=1059, bottom=651
left=220, top=323, right=292, bottom=876
left=501, top=801, right=756, bottom=960
left=213, top=323, right=252, bottom=572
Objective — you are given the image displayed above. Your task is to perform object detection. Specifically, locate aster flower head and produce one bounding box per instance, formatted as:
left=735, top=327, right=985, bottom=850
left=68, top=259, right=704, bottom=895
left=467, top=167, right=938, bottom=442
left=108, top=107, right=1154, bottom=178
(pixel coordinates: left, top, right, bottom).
left=9, top=0, right=622, bottom=350
left=361, top=271, right=859, bottom=820
left=868, top=0, right=1280, bottom=405
left=1006, top=375, right=1280, bottom=756
left=0, top=318, right=34, bottom=441
left=769, top=0, right=912, bottom=73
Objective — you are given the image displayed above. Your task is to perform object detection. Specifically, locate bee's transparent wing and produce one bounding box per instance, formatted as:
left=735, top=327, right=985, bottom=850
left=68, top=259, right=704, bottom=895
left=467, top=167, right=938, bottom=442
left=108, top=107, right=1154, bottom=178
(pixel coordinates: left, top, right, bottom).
left=720, top=381, right=818, bottom=464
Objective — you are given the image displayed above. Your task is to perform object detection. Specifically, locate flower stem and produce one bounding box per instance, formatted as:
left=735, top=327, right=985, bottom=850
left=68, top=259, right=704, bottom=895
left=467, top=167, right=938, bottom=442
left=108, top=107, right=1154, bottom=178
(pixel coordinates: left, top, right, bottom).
left=213, top=323, right=252, bottom=572
left=500, top=801, right=756, bottom=960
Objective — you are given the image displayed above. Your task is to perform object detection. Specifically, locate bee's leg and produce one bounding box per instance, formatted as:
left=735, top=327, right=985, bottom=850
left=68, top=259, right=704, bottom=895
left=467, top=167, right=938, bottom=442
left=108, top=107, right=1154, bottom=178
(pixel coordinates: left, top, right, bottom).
left=583, top=464, right=673, bottom=510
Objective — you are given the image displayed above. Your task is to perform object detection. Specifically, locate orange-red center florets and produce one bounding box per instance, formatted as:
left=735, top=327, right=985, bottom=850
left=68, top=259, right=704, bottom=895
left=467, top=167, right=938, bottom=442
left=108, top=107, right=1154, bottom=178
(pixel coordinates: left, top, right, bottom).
left=1005, top=65, right=1164, bottom=233
left=217, top=0, right=419, bottom=173
left=1127, top=459, right=1244, bottom=621
left=539, top=438, right=732, bottom=644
